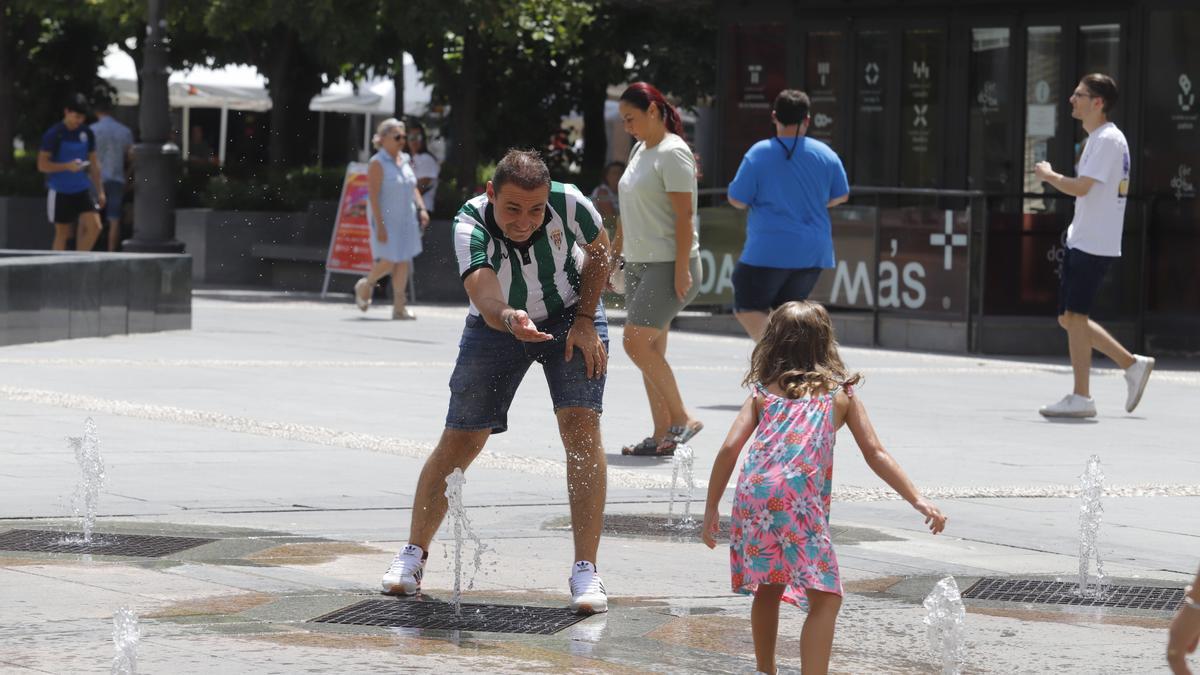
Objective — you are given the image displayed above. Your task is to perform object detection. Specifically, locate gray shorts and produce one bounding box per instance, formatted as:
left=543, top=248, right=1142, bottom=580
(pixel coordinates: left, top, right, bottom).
left=624, top=258, right=701, bottom=328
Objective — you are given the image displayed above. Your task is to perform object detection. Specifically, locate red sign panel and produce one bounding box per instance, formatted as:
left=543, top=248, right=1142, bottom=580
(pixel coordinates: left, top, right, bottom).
left=325, top=162, right=374, bottom=274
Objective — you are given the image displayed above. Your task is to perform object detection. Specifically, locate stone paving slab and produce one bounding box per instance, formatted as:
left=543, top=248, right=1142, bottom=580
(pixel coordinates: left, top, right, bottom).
left=0, top=296, right=1195, bottom=673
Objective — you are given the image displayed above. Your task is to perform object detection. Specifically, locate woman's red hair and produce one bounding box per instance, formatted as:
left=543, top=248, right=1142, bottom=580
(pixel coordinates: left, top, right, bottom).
left=619, top=82, right=685, bottom=139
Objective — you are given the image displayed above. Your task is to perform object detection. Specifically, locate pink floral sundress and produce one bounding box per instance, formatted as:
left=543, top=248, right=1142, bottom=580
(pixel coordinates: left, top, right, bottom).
left=728, top=382, right=849, bottom=609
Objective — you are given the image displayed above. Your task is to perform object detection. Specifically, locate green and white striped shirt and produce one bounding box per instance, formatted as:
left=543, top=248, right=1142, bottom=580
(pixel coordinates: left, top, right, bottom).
left=453, top=182, right=603, bottom=322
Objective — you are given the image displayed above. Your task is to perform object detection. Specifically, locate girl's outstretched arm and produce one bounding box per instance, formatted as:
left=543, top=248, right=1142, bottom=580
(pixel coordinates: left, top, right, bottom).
left=845, top=394, right=948, bottom=534
left=702, top=395, right=758, bottom=548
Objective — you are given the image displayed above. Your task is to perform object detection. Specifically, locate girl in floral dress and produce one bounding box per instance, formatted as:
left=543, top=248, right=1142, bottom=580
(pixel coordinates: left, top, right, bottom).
left=702, top=301, right=947, bottom=675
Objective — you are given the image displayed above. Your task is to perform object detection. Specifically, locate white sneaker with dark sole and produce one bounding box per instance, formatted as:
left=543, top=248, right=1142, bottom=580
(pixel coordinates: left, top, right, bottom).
left=1123, top=355, right=1154, bottom=413
left=381, top=544, right=425, bottom=595
left=1039, top=393, right=1097, bottom=418
left=568, top=561, right=608, bottom=614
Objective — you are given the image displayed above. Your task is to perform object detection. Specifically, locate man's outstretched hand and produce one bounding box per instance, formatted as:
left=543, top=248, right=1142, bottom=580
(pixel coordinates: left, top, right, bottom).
left=503, top=309, right=553, bottom=342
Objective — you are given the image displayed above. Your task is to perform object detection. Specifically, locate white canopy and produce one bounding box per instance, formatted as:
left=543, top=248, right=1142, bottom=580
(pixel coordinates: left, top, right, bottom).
left=100, top=46, right=271, bottom=111
left=309, top=59, right=433, bottom=117
left=101, top=47, right=430, bottom=115
left=99, top=46, right=435, bottom=165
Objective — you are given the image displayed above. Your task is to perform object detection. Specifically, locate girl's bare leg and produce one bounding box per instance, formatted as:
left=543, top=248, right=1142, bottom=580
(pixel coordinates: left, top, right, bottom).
left=800, top=589, right=842, bottom=675
left=752, top=584, right=786, bottom=674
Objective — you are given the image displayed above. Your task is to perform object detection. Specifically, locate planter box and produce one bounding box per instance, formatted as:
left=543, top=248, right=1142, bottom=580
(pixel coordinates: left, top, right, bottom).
left=0, top=249, right=191, bottom=346
left=176, top=203, right=469, bottom=303
left=176, top=201, right=336, bottom=287
left=0, top=196, right=52, bottom=250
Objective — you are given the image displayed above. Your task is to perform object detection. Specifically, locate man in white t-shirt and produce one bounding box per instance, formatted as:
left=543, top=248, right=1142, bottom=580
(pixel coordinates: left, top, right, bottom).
left=1034, top=73, right=1153, bottom=418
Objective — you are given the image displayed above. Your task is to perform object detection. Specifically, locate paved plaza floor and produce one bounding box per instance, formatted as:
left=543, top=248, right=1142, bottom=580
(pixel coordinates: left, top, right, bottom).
left=1, top=292, right=1196, bottom=673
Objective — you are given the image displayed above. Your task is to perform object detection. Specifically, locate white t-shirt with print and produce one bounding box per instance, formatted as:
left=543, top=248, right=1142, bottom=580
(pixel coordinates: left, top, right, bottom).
left=1068, top=122, right=1130, bottom=257
left=411, top=152, right=440, bottom=212
left=616, top=133, right=699, bottom=263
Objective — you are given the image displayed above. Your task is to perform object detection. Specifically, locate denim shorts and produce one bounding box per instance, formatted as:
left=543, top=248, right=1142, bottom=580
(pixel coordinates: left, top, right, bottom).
left=732, top=262, right=823, bottom=312
left=444, top=305, right=608, bottom=434
left=1058, top=247, right=1115, bottom=316
left=101, top=180, right=125, bottom=221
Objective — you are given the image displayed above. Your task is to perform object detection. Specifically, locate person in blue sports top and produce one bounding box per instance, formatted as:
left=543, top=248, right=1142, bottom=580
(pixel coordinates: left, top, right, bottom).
left=726, top=89, right=850, bottom=342
left=37, top=94, right=106, bottom=251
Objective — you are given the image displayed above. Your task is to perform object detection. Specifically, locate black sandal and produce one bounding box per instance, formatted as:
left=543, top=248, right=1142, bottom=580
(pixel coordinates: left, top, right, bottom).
left=621, top=437, right=659, bottom=456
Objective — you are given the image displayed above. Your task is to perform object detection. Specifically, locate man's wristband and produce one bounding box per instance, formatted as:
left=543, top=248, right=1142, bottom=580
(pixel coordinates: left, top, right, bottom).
left=502, top=312, right=516, bottom=334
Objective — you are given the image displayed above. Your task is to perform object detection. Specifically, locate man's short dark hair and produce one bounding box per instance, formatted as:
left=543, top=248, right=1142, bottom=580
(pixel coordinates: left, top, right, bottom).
left=492, top=149, right=551, bottom=193
left=93, top=97, right=113, bottom=114
left=64, top=93, right=91, bottom=116
left=1081, top=73, right=1118, bottom=114
left=773, top=90, right=811, bottom=126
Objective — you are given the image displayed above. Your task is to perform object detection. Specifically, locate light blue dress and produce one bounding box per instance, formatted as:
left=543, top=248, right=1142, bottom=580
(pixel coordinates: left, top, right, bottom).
left=368, top=150, right=422, bottom=262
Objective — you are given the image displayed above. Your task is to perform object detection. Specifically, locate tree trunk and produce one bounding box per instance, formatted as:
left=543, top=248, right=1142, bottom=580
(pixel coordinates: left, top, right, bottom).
left=265, top=28, right=296, bottom=170
left=449, top=30, right=481, bottom=192
left=580, top=70, right=608, bottom=188
left=0, top=0, right=15, bottom=169
left=392, top=51, right=405, bottom=119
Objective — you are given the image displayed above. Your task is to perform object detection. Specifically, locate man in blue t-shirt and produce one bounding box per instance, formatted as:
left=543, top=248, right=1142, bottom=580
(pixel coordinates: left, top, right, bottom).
left=726, top=89, right=850, bottom=341
left=37, top=94, right=106, bottom=251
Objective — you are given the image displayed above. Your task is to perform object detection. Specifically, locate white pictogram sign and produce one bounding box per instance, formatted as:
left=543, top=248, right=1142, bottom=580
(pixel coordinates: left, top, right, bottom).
left=817, top=62, right=830, bottom=87
left=813, top=113, right=833, bottom=129
left=1035, top=80, right=1051, bottom=104
left=747, top=64, right=762, bottom=85
left=865, top=62, right=880, bottom=85
left=977, top=81, right=999, bottom=110
left=1171, top=164, right=1195, bottom=200
left=912, top=61, right=930, bottom=80
left=929, top=210, right=967, bottom=270
left=1179, top=74, right=1194, bottom=112
left=913, top=104, right=929, bottom=127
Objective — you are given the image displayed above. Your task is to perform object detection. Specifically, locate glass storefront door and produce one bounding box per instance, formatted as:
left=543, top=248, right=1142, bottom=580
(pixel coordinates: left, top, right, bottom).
left=806, top=31, right=845, bottom=153
left=900, top=28, right=944, bottom=188
left=1143, top=9, right=1200, bottom=318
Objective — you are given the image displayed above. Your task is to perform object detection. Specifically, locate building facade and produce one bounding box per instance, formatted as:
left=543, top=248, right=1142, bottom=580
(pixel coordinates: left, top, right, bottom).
left=714, top=0, right=1199, bottom=354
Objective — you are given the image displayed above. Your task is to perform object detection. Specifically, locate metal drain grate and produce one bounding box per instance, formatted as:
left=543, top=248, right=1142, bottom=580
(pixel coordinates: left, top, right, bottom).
left=600, top=513, right=717, bottom=539
left=961, top=578, right=1185, bottom=611
left=311, top=598, right=589, bottom=634
left=0, top=529, right=215, bottom=558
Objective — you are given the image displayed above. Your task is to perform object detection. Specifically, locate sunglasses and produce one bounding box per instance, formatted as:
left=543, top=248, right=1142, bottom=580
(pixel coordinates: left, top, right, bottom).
left=393, top=133, right=407, bottom=141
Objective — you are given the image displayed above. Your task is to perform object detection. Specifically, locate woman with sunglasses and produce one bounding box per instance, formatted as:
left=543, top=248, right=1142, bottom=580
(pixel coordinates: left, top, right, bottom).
left=355, top=118, right=430, bottom=320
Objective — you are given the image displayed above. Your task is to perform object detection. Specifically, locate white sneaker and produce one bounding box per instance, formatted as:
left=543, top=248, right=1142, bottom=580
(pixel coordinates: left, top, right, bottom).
left=1123, top=355, right=1154, bottom=413
left=568, top=561, right=608, bottom=614
left=1039, top=393, right=1097, bottom=418
left=381, top=544, right=425, bottom=595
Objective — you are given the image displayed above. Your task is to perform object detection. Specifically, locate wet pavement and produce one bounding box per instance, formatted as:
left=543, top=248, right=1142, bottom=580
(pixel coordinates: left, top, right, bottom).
left=0, top=292, right=1196, bottom=673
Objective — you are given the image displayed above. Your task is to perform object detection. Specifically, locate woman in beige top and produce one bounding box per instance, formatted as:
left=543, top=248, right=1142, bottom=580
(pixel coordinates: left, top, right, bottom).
left=612, top=82, right=703, bottom=456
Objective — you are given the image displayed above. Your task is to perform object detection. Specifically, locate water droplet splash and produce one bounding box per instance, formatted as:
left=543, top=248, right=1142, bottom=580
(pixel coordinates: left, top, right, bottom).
left=110, top=606, right=139, bottom=675
left=922, top=576, right=966, bottom=675
left=665, top=444, right=697, bottom=530
left=69, top=417, right=105, bottom=544
left=444, top=468, right=489, bottom=616
left=1076, top=454, right=1108, bottom=599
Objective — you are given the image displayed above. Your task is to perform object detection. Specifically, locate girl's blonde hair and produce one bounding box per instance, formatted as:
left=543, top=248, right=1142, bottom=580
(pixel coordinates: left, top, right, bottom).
left=371, top=118, right=405, bottom=150
left=743, top=301, right=861, bottom=398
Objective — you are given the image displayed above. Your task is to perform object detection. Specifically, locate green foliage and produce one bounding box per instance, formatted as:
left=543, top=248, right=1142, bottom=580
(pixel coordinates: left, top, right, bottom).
left=2, top=0, right=718, bottom=189
left=193, top=165, right=345, bottom=212
left=2, top=1, right=113, bottom=146
left=0, top=156, right=45, bottom=196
